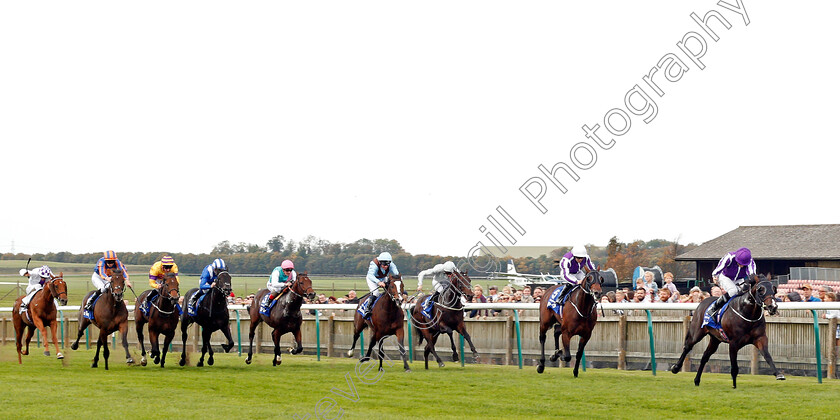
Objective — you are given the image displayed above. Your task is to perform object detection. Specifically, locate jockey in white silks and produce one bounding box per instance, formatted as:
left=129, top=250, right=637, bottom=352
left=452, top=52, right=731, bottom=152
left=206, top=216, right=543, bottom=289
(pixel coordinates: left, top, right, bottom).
left=417, top=261, right=458, bottom=311
left=19, top=265, right=53, bottom=313
left=361, top=252, right=400, bottom=318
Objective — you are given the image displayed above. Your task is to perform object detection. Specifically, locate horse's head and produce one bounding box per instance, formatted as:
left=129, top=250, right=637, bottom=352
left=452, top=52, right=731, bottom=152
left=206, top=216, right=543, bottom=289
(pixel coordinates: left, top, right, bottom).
left=161, top=272, right=180, bottom=303
left=582, top=266, right=604, bottom=301
left=295, top=271, right=317, bottom=301
left=387, top=274, right=405, bottom=303
left=451, top=270, right=474, bottom=301
left=751, top=274, right=777, bottom=315
left=110, top=269, right=126, bottom=301
left=216, top=271, right=233, bottom=295
left=50, top=272, right=68, bottom=306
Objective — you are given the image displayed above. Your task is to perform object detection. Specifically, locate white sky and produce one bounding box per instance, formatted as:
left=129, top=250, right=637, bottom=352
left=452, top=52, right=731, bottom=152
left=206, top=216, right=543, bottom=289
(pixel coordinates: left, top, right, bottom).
left=1, top=1, right=837, bottom=258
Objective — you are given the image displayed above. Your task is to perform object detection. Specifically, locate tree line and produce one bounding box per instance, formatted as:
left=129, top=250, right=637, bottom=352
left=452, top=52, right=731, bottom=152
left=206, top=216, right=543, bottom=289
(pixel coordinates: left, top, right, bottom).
left=0, top=235, right=696, bottom=280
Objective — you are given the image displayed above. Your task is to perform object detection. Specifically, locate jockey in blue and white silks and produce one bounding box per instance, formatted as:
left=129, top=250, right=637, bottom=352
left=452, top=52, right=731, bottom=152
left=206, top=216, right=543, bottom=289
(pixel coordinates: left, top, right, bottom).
left=188, top=258, right=227, bottom=315
left=552, top=245, right=597, bottom=306
left=705, top=247, right=756, bottom=322
left=361, top=252, right=399, bottom=318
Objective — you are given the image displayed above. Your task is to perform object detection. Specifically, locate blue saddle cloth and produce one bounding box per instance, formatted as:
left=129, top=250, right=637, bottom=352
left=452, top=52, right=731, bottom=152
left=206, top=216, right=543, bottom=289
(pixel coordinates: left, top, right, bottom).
left=421, top=295, right=434, bottom=319
left=546, top=285, right=572, bottom=316
left=140, top=293, right=183, bottom=317
left=83, top=294, right=102, bottom=320
left=259, top=294, right=278, bottom=316
left=356, top=294, right=384, bottom=319
left=187, top=292, right=208, bottom=317
left=702, top=299, right=733, bottom=330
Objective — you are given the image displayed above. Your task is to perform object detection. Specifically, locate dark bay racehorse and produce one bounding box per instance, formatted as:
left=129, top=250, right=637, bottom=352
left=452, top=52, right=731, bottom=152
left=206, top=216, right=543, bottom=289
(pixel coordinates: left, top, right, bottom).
left=13, top=273, right=68, bottom=364
left=70, top=270, right=135, bottom=369
left=245, top=271, right=316, bottom=366
left=409, top=270, right=479, bottom=369
left=537, top=268, right=603, bottom=377
left=135, top=272, right=180, bottom=367
left=179, top=271, right=235, bottom=367
left=347, top=274, right=411, bottom=372
left=670, top=274, right=784, bottom=388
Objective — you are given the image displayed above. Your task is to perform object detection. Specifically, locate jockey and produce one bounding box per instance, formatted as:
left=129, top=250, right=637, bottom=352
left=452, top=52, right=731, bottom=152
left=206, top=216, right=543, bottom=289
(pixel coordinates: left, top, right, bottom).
left=360, top=252, right=399, bottom=318
left=188, top=258, right=227, bottom=316
left=19, top=265, right=53, bottom=313
left=705, top=247, right=756, bottom=321
left=261, top=259, right=297, bottom=313
left=553, top=245, right=596, bottom=305
left=418, top=261, right=458, bottom=311
left=86, top=250, right=132, bottom=311
left=145, top=255, right=179, bottom=308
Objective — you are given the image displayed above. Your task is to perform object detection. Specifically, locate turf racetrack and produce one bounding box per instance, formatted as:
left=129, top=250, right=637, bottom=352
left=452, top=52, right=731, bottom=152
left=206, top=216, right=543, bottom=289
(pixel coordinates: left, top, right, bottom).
left=0, top=346, right=836, bottom=419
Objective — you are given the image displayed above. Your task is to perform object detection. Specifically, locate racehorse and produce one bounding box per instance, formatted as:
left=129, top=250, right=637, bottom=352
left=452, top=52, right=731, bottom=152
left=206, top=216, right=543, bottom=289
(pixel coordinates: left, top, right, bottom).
left=245, top=271, right=316, bottom=366
left=670, top=274, right=785, bottom=388
left=12, top=273, right=68, bottom=364
left=134, top=272, right=180, bottom=368
left=178, top=271, right=235, bottom=367
left=409, top=270, right=479, bottom=369
left=347, top=274, right=411, bottom=372
left=70, top=269, right=135, bottom=369
left=537, top=268, right=603, bottom=377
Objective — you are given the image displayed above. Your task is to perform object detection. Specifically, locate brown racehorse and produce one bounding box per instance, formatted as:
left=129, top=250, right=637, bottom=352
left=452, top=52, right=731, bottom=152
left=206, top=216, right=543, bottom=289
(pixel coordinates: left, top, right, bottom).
left=134, top=272, right=180, bottom=368
left=537, top=268, right=603, bottom=377
left=70, top=269, right=135, bottom=369
left=670, top=274, right=785, bottom=388
left=409, top=270, right=479, bottom=369
left=178, top=271, right=235, bottom=367
left=12, top=273, right=68, bottom=364
left=245, top=271, right=316, bottom=366
left=347, top=274, right=411, bottom=372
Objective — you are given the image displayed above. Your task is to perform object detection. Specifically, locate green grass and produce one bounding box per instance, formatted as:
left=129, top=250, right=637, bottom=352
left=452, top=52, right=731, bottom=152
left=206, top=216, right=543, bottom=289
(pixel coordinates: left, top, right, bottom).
left=0, top=344, right=837, bottom=420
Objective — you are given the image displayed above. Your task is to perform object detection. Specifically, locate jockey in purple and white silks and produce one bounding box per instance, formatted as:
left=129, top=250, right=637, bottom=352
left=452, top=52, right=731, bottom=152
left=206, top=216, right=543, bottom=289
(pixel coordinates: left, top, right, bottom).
left=553, top=245, right=597, bottom=305
left=704, top=247, right=756, bottom=322
left=19, top=265, right=53, bottom=313
left=361, top=252, right=400, bottom=318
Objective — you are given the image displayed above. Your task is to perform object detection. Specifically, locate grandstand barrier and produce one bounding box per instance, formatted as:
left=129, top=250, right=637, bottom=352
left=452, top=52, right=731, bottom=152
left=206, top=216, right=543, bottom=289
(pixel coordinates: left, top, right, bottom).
left=1, top=302, right=838, bottom=382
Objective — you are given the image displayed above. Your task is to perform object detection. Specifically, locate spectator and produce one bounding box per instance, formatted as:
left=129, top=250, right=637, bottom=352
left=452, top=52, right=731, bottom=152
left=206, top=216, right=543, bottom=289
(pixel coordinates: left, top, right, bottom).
left=818, top=286, right=833, bottom=302
left=513, top=290, right=523, bottom=303
left=821, top=292, right=840, bottom=350
left=774, top=290, right=787, bottom=302
left=632, top=288, right=647, bottom=303
left=663, top=272, right=678, bottom=296
left=785, top=291, right=803, bottom=302
left=502, top=285, right=513, bottom=296
left=654, top=288, right=676, bottom=303
left=318, top=294, right=328, bottom=304
left=684, top=286, right=703, bottom=303
left=635, top=277, right=646, bottom=291
left=711, top=286, right=723, bottom=298
left=469, top=285, right=488, bottom=319
left=346, top=290, right=360, bottom=304
left=327, top=296, right=338, bottom=304
left=533, top=287, right=545, bottom=303
left=802, top=284, right=821, bottom=302
left=521, top=287, right=535, bottom=303
left=487, top=286, right=499, bottom=303
left=644, top=271, right=659, bottom=294
left=615, top=290, right=629, bottom=303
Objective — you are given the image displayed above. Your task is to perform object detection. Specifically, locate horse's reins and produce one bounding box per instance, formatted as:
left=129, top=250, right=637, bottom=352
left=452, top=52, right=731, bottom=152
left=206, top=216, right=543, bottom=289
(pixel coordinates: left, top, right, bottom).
left=149, top=279, right=180, bottom=316
left=730, top=281, right=771, bottom=323
left=433, top=273, right=470, bottom=311
left=568, top=275, right=600, bottom=319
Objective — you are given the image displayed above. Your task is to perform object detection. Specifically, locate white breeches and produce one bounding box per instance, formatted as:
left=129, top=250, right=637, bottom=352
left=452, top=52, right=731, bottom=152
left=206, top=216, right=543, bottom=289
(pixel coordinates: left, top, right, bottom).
left=92, top=273, right=109, bottom=293
left=267, top=282, right=287, bottom=294
left=718, top=274, right=741, bottom=296
left=22, top=285, right=42, bottom=305
left=432, top=280, right=448, bottom=294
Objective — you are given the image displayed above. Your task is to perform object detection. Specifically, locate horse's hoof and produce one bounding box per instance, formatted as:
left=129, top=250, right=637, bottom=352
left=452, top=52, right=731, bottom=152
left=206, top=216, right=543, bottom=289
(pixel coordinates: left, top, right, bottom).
left=451, top=354, right=459, bottom=362
left=563, top=357, right=572, bottom=363
left=44, top=351, right=50, bottom=356
left=549, top=354, right=558, bottom=362
left=179, top=358, right=186, bottom=367
left=126, top=358, right=134, bottom=365
left=438, top=361, right=445, bottom=368
left=537, top=365, right=545, bottom=374
left=346, top=350, right=354, bottom=358
left=694, top=379, right=701, bottom=387
left=140, top=357, right=147, bottom=366
left=21, top=350, right=28, bottom=356
left=70, top=342, right=79, bottom=351
left=154, top=356, right=160, bottom=365
left=56, top=353, right=64, bottom=360
left=776, top=374, right=786, bottom=381
left=670, top=364, right=679, bottom=374
left=91, top=363, right=98, bottom=368
left=208, top=357, right=214, bottom=366
left=404, top=369, right=412, bottom=373
left=245, top=358, right=252, bottom=365
left=197, top=361, right=204, bottom=367
left=223, top=344, right=234, bottom=353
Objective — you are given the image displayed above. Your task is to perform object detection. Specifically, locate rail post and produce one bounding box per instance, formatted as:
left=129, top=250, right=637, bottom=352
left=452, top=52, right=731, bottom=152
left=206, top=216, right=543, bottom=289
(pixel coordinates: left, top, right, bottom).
left=829, top=317, right=838, bottom=380
left=1, top=317, right=6, bottom=345
left=646, top=310, right=656, bottom=376
left=327, top=313, right=335, bottom=358
left=235, top=309, right=242, bottom=356
left=504, top=315, right=512, bottom=366
left=405, top=309, right=413, bottom=362
left=315, top=309, right=321, bottom=361
left=618, top=314, right=627, bottom=370
left=812, top=310, right=822, bottom=383
left=59, top=310, right=65, bottom=348
left=513, top=310, right=523, bottom=369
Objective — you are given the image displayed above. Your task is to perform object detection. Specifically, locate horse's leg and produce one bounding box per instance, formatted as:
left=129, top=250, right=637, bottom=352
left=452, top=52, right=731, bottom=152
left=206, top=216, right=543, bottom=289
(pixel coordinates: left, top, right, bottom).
left=120, top=321, right=134, bottom=364
left=347, top=317, right=365, bottom=359
left=729, top=343, right=742, bottom=389
left=13, top=317, right=24, bottom=364
left=246, top=313, right=261, bottom=364
left=537, top=317, right=549, bottom=374
left=550, top=323, right=563, bottom=362
left=694, top=337, right=721, bottom=386
left=443, top=327, right=459, bottom=362
left=291, top=327, right=304, bottom=355
left=91, top=334, right=103, bottom=368
left=396, top=325, right=410, bottom=372
left=23, top=325, right=35, bottom=356
left=754, top=335, right=785, bottom=380
left=671, top=326, right=706, bottom=374
left=71, top=316, right=91, bottom=351
left=573, top=332, right=591, bottom=378
left=160, top=329, right=175, bottom=368
left=427, top=331, right=445, bottom=368
left=31, top=316, right=50, bottom=356
left=136, top=318, right=148, bottom=366
left=456, top=320, right=480, bottom=363
left=272, top=329, right=282, bottom=366
left=49, top=318, right=63, bottom=359
left=220, top=322, right=235, bottom=354
left=102, top=333, right=111, bottom=370
left=179, top=317, right=191, bottom=367
left=150, top=329, right=161, bottom=365
left=561, top=329, right=573, bottom=364
left=203, top=328, right=215, bottom=366
left=364, top=331, right=378, bottom=362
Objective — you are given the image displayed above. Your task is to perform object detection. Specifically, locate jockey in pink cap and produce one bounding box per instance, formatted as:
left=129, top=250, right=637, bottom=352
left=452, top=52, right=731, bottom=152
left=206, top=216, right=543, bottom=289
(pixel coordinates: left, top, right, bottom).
left=261, top=260, right=297, bottom=314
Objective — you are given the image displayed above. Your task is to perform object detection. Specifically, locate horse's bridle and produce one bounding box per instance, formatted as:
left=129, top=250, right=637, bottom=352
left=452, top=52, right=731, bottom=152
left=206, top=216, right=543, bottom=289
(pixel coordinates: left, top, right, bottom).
left=568, top=272, right=601, bottom=318
left=735, top=280, right=775, bottom=322
left=435, top=272, right=471, bottom=310
left=48, top=276, right=68, bottom=303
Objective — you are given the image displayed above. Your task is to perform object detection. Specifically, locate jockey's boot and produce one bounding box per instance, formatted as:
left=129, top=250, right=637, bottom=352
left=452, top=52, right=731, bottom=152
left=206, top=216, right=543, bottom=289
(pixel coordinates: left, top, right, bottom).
left=188, top=290, right=203, bottom=315
left=361, top=296, right=374, bottom=318
left=19, top=303, right=27, bottom=314
left=707, top=292, right=730, bottom=318
left=556, top=284, right=573, bottom=305
left=85, top=290, right=102, bottom=311
left=425, top=291, right=440, bottom=310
